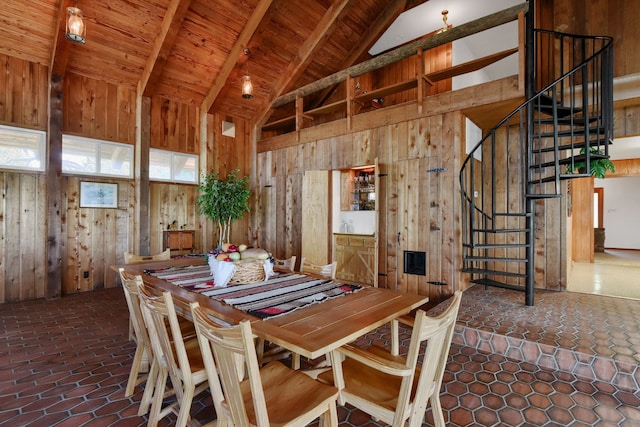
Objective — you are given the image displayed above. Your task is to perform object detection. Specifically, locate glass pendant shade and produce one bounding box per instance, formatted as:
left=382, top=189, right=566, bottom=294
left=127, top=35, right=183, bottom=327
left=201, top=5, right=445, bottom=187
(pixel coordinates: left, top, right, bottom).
left=242, top=75, right=253, bottom=99
left=66, top=6, right=86, bottom=44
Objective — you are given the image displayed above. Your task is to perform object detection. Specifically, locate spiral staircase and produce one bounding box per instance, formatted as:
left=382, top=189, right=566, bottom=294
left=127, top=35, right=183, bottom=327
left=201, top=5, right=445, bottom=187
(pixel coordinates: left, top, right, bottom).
left=459, top=29, right=614, bottom=306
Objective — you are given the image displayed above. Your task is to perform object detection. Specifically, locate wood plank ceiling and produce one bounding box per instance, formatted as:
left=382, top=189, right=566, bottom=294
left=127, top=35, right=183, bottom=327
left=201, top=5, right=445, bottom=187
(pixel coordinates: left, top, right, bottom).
left=0, top=0, right=429, bottom=123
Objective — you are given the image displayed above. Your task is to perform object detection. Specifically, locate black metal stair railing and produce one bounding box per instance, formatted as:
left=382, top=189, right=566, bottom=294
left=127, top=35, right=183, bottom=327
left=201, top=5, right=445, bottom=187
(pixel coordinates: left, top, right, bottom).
left=459, top=29, right=613, bottom=306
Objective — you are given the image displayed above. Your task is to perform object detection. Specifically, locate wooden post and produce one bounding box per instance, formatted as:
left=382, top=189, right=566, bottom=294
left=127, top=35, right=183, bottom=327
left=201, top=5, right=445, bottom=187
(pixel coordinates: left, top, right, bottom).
left=295, top=95, right=303, bottom=143
left=47, top=75, right=64, bottom=299
left=346, top=75, right=353, bottom=130
left=135, top=89, right=151, bottom=255
left=417, top=48, right=424, bottom=114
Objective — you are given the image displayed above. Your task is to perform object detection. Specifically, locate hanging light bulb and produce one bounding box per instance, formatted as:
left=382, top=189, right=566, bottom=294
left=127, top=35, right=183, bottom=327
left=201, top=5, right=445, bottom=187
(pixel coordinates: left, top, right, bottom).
left=66, top=1, right=86, bottom=44
left=436, top=10, right=452, bottom=35
left=242, top=48, right=254, bottom=99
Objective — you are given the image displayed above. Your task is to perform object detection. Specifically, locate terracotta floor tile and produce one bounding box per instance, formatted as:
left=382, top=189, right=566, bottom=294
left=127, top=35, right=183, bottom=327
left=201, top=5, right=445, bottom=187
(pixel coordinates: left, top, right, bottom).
left=1, top=281, right=640, bottom=426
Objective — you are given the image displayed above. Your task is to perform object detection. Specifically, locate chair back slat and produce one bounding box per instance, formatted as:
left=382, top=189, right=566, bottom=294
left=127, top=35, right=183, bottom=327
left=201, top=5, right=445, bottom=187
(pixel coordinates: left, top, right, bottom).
left=300, top=257, right=337, bottom=279
left=124, top=248, right=171, bottom=264
left=191, top=303, right=270, bottom=426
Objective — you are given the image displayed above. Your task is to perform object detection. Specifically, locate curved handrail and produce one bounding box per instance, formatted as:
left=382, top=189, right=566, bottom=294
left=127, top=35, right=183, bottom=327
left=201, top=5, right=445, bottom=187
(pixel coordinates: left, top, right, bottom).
left=459, top=28, right=613, bottom=300
left=459, top=29, right=613, bottom=213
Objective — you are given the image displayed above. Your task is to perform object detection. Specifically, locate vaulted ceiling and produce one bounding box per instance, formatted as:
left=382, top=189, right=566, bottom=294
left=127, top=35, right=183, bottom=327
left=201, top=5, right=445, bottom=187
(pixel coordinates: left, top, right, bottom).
left=0, top=0, right=430, bottom=124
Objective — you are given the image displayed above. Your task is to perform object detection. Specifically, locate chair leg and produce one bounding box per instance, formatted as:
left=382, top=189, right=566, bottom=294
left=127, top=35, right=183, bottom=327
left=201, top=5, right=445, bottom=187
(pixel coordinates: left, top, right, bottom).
left=319, top=402, right=338, bottom=427
left=429, top=395, right=446, bottom=427
left=391, top=318, right=400, bottom=356
left=147, top=366, right=169, bottom=427
left=125, top=343, right=146, bottom=397
left=291, top=352, right=301, bottom=370
left=175, top=385, right=194, bottom=427
left=128, top=318, right=135, bottom=342
left=138, top=358, right=159, bottom=416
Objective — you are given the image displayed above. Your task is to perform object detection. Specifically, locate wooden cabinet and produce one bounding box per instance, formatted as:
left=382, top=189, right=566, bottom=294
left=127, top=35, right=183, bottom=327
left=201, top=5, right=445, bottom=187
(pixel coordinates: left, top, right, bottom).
left=334, top=233, right=375, bottom=285
left=163, top=230, right=195, bottom=256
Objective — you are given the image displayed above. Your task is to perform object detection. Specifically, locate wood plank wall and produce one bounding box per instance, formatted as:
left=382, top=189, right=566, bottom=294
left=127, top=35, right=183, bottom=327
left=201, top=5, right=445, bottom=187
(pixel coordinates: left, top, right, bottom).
left=0, top=54, right=48, bottom=129
left=0, top=53, right=250, bottom=302
left=3, top=0, right=640, bottom=302
left=0, top=53, right=48, bottom=303
left=63, top=74, right=136, bottom=143
left=254, top=77, right=533, bottom=299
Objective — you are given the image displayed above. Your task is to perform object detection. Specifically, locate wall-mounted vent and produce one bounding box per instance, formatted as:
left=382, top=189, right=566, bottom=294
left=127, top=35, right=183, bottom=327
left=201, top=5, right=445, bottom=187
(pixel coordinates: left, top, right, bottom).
left=404, top=250, right=426, bottom=276
left=222, top=120, right=235, bottom=138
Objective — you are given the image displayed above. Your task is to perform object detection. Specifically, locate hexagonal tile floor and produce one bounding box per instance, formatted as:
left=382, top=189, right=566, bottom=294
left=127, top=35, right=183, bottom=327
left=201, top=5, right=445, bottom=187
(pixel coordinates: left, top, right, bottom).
left=1, top=286, right=639, bottom=426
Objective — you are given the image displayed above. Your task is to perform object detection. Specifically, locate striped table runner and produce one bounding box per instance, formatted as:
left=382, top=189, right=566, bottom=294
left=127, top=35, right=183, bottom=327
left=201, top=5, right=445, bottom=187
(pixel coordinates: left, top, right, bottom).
left=146, top=265, right=362, bottom=319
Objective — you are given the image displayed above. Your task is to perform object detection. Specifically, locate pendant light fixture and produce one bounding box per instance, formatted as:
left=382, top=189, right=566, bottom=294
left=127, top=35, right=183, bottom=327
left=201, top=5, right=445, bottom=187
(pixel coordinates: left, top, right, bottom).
left=66, top=0, right=86, bottom=44
left=436, top=10, right=452, bottom=35
left=242, top=48, right=254, bottom=99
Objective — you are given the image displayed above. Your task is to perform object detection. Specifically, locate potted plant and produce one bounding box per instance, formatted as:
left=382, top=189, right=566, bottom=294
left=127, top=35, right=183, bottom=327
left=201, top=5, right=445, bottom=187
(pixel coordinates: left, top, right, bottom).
left=567, top=147, right=615, bottom=178
left=196, top=168, right=250, bottom=248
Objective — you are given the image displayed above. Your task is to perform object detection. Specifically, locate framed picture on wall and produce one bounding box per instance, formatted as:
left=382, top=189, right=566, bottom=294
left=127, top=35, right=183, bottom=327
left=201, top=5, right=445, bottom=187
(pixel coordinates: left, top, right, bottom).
left=80, top=181, right=118, bottom=208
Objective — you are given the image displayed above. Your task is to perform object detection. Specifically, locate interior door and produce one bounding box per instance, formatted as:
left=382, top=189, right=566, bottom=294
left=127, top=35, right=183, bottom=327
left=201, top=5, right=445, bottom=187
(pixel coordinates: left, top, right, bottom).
left=301, top=170, right=331, bottom=265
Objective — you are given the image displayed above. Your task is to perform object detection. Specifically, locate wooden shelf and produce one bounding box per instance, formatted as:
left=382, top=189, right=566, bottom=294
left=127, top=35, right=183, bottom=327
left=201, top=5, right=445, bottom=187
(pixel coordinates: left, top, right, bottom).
left=262, top=47, right=520, bottom=135
left=355, top=79, right=418, bottom=104
left=262, top=115, right=296, bottom=131
left=426, top=47, right=518, bottom=82
left=305, top=100, right=347, bottom=116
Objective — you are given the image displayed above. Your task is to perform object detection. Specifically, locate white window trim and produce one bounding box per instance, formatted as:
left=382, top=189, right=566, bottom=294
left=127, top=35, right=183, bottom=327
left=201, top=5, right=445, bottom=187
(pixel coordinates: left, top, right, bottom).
left=62, top=134, right=134, bottom=178
left=149, top=148, right=199, bottom=184
left=0, top=124, right=47, bottom=172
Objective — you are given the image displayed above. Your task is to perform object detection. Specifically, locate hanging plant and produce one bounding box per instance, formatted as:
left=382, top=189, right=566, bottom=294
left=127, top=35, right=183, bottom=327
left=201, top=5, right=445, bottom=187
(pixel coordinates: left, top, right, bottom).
left=567, top=147, right=615, bottom=179
left=196, top=168, right=250, bottom=248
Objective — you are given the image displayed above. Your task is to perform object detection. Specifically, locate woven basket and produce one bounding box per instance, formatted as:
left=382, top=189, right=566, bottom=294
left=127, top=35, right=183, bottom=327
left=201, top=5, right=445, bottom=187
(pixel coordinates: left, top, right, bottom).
left=230, top=259, right=265, bottom=285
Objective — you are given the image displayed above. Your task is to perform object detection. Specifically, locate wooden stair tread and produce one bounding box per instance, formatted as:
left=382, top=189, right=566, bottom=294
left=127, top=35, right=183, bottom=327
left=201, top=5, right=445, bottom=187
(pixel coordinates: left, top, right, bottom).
left=469, top=277, right=526, bottom=292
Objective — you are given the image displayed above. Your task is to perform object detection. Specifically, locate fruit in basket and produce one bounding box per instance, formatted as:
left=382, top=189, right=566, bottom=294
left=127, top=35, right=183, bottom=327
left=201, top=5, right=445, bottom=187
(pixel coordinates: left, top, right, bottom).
left=238, top=244, right=248, bottom=252
left=240, top=247, right=270, bottom=260
left=228, top=251, right=241, bottom=261
left=222, top=242, right=232, bottom=252
left=227, top=244, right=238, bottom=252
left=216, top=253, right=229, bottom=261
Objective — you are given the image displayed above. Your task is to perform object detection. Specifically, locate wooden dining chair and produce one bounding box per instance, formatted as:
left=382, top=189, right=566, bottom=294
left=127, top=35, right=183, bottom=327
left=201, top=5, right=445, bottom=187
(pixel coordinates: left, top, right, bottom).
left=124, top=248, right=171, bottom=265
left=138, top=285, right=209, bottom=427
left=118, top=270, right=153, bottom=402
left=274, top=255, right=297, bottom=271
left=318, top=291, right=462, bottom=427
left=300, top=257, right=337, bottom=279
left=190, top=301, right=340, bottom=427
left=122, top=249, right=172, bottom=342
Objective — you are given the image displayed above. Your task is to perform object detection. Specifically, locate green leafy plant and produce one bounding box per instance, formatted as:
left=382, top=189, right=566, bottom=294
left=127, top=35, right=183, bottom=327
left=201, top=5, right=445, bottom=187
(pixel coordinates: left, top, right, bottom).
left=196, top=169, right=250, bottom=248
left=566, top=147, right=615, bottom=179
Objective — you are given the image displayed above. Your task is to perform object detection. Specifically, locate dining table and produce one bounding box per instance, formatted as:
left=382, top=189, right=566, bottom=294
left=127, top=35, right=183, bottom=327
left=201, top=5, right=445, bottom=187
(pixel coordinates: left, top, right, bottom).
left=116, top=256, right=429, bottom=360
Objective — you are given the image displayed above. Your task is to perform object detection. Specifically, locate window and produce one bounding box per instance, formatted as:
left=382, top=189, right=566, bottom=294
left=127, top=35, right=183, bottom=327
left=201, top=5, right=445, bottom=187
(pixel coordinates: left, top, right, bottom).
left=62, top=135, right=133, bottom=178
left=0, top=125, right=46, bottom=172
left=149, top=149, right=198, bottom=184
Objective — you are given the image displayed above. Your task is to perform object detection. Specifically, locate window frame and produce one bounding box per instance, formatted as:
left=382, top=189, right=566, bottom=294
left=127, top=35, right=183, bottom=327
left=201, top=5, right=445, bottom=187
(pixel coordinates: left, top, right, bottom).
left=149, top=148, right=199, bottom=184
left=0, top=124, right=47, bottom=172
left=62, top=134, right=134, bottom=178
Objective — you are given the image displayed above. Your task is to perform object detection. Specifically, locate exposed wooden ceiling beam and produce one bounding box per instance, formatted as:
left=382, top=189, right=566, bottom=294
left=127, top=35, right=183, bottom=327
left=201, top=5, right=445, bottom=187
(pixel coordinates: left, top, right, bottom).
left=50, top=0, right=74, bottom=78
left=272, top=2, right=529, bottom=108
left=139, top=0, right=193, bottom=96
left=253, top=0, right=351, bottom=125
left=200, top=0, right=274, bottom=113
